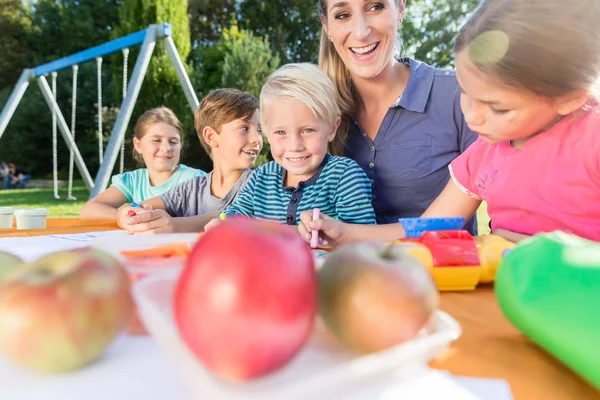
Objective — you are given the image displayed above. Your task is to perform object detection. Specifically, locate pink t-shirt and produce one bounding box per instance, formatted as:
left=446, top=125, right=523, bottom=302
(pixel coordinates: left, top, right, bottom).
left=450, top=105, right=600, bottom=241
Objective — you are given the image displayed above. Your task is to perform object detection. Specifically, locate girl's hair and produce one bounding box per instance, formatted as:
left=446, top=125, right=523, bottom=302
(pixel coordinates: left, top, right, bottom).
left=260, top=63, right=343, bottom=154
left=133, top=106, right=183, bottom=165
left=318, top=0, right=404, bottom=153
left=455, top=0, right=600, bottom=98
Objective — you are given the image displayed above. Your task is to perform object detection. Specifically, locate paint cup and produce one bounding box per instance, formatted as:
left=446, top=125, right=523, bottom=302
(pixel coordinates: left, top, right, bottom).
left=14, top=208, right=49, bottom=230
left=0, top=207, right=14, bottom=228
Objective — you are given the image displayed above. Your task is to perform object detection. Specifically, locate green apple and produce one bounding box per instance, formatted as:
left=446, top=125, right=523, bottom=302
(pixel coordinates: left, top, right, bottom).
left=319, top=241, right=439, bottom=353
left=0, top=247, right=134, bottom=373
left=0, top=251, right=24, bottom=282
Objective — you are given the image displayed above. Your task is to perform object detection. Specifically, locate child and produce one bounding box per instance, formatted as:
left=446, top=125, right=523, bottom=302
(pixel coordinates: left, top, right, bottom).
left=6, top=163, right=31, bottom=189
left=80, top=107, right=205, bottom=220
left=300, top=0, right=600, bottom=246
left=205, top=63, right=376, bottom=231
left=118, top=88, right=262, bottom=233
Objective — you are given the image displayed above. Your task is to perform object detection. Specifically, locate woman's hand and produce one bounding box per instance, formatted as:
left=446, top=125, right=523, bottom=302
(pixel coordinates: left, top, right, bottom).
left=298, top=211, right=348, bottom=250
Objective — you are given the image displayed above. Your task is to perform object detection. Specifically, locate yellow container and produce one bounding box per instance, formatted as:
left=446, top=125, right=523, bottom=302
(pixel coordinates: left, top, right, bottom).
left=432, top=266, right=481, bottom=291
left=393, top=242, right=434, bottom=274
left=474, top=234, right=516, bottom=283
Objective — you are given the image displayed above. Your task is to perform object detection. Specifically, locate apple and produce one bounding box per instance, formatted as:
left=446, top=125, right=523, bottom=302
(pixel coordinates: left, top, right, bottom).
left=174, top=218, right=317, bottom=381
left=0, top=251, right=24, bottom=282
left=318, top=241, right=439, bottom=353
left=0, top=247, right=134, bottom=373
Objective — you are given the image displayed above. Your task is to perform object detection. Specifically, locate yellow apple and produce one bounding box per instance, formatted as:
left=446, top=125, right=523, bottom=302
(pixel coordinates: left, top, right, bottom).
left=0, top=251, right=24, bottom=282
left=0, top=247, right=133, bottom=373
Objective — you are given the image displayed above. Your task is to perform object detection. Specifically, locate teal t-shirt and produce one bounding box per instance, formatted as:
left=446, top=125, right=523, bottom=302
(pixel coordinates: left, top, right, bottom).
left=111, top=164, right=206, bottom=203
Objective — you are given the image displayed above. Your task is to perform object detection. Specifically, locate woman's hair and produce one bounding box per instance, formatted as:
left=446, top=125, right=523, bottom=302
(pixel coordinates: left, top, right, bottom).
left=318, top=0, right=404, bottom=153
left=455, top=0, right=600, bottom=98
left=260, top=63, right=343, bottom=154
left=132, top=106, right=183, bottom=165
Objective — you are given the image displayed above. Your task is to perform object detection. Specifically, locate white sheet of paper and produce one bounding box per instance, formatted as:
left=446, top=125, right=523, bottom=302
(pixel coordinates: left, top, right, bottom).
left=0, top=230, right=126, bottom=262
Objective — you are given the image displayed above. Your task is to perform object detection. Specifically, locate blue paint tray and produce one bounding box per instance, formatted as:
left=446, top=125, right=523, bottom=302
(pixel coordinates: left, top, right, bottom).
left=398, top=217, right=466, bottom=238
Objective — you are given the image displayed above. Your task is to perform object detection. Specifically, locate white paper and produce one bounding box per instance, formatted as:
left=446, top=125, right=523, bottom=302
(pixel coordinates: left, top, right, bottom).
left=0, top=230, right=126, bottom=263
left=0, top=335, right=187, bottom=400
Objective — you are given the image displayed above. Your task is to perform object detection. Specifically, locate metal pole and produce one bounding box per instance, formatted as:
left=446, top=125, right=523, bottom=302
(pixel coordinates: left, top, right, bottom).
left=164, top=36, right=199, bottom=111
left=90, top=25, right=158, bottom=198
left=37, top=76, right=95, bottom=191
left=0, top=69, right=34, bottom=140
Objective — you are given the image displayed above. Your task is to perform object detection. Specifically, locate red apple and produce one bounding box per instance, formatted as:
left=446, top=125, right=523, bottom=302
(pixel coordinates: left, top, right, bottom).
left=0, top=247, right=133, bottom=373
left=0, top=251, right=24, bottom=282
left=319, top=241, right=439, bottom=353
left=174, top=218, right=317, bottom=381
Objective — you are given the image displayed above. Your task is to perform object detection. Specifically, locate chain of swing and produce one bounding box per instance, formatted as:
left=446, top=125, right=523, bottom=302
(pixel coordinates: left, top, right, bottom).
left=50, top=48, right=129, bottom=200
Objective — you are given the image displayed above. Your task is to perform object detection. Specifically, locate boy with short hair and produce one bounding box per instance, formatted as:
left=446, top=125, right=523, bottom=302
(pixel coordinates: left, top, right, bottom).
left=117, top=88, right=262, bottom=233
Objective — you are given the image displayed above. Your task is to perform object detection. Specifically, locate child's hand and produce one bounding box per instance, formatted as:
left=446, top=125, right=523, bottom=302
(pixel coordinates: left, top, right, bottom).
left=116, top=204, right=141, bottom=229
left=204, top=218, right=222, bottom=232
left=120, top=207, right=176, bottom=235
left=298, top=211, right=347, bottom=250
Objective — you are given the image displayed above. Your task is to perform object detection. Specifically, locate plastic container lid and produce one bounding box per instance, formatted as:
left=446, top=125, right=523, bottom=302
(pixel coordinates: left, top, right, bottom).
left=14, top=208, right=49, bottom=217
left=398, top=217, right=466, bottom=238
left=0, top=207, right=14, bottom=215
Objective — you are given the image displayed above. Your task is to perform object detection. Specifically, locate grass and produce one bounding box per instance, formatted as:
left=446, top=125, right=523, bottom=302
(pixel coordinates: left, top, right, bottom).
left=0, top=179, right=492, bottom=231
left=0, top=181, right=88, bottom=217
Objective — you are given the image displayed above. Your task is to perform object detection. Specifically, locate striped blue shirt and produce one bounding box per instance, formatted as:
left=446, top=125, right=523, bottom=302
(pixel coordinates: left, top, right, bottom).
left=223, top=154, right=376, bottom=225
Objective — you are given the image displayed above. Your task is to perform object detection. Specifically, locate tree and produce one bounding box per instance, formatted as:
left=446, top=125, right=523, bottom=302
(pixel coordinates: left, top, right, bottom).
left=0, top=0, right=30, bottom=91
left=221, top=25, right=280, bottom=97
left=188, top=0, right=236, bottom=47
left=402, top=0, right=479, bottom=68
left=0, top=0, right=121, bottom=177
left=238, top=0, right=321, bottom=64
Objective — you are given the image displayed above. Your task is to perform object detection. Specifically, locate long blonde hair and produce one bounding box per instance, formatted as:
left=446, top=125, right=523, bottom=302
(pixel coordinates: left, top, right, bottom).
left=318, top=0, right=405, bottom=154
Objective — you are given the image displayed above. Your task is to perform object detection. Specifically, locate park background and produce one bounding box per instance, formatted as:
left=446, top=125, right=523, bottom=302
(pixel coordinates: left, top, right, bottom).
left=0, top=0, right=487, bottom=228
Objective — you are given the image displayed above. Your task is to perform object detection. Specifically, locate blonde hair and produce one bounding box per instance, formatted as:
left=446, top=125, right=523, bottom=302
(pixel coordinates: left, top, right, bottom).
left=260, top=63, right=343, bottom=154
left=194, top=89, right=259, bottom=159
left=318, top=0, right=404, bottom=153
left=133, top=107, right=183, bottom=165
left=455, top=0, right=600, bottom=99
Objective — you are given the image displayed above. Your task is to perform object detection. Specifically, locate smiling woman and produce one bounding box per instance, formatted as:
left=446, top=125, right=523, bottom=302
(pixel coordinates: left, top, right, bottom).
left=79, top=107, right=206, bottom=220
left=317, top=0, right=478, bottom=233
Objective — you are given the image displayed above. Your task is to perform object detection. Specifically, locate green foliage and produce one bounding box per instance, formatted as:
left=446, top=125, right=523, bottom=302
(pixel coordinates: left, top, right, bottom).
left=221, top=24, right=280, bottom=97
left=403, top=0, right=479, bottom=68
left=0, top=0, right=30, bottom=89
left=238, top=0, right=321, bottom=64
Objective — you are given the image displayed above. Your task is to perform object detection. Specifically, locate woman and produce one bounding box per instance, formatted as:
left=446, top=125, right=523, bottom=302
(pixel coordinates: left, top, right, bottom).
left=318, top=0, right=478, bottom=233
left=79, top=107, right=205, bottom=220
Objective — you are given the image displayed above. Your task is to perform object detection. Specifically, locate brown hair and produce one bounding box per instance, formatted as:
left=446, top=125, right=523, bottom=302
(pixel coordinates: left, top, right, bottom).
left=194, top=88, right=259, bottom=159
left=318, top=0, right=404, bottom=155
left=454, top=0, right=600, bottom=98
left=133, top=107, right=183, bottom=165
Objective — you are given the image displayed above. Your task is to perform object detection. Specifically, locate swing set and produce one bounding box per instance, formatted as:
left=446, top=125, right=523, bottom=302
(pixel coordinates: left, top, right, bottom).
left=0, top=23, right=199, bottom=200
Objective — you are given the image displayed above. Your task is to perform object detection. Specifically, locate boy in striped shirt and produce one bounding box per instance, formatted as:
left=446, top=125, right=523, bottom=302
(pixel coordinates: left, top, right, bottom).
left=206, top=63, right=376, bottom=229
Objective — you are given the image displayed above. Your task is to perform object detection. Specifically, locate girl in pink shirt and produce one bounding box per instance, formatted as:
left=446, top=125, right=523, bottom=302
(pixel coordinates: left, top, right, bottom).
left=299, top=0, right=600, bottom=246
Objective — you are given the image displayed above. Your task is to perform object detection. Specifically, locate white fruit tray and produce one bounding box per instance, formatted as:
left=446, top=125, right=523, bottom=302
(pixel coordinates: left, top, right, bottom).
left=133, top=270, right=462, bottom=400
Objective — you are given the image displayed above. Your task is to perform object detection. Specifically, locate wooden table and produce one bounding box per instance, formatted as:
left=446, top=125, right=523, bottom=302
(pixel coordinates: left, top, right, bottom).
left=1, top=219, right=598, bottom=399
left=0, top=218, right=118, bottom=238
left=435, top=287, right=600, bottom=399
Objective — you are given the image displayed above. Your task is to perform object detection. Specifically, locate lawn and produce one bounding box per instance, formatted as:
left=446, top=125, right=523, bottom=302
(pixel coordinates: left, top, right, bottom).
left=0, top=181, right=88, bottom=217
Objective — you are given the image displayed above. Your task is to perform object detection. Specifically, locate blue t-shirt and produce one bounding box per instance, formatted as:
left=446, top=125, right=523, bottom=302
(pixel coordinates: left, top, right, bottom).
left=345, top=57, right=478, bottom=234
left=111, top=164, right=206, bottom=203
left=224, top=155, right=376, bottom=225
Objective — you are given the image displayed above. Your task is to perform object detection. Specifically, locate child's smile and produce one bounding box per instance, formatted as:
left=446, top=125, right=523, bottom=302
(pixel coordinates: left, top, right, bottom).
left=263, top=98, right=338, bottom=187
